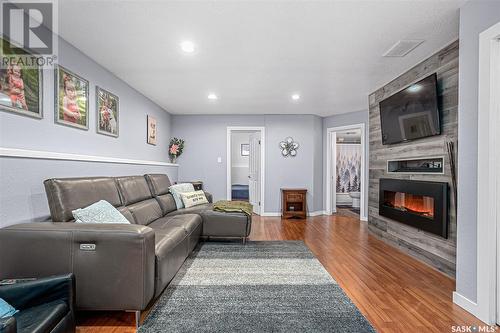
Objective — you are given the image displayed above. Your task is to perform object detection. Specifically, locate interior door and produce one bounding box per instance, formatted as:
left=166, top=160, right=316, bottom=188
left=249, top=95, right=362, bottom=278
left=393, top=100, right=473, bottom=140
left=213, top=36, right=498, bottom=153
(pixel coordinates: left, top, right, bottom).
left=248, top=132, right=261, bottom=215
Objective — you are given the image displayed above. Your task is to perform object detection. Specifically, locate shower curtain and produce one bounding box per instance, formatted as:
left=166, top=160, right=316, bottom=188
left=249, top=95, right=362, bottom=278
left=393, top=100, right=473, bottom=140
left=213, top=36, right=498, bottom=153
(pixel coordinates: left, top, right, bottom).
left=336, top=144, right=361, bottom=193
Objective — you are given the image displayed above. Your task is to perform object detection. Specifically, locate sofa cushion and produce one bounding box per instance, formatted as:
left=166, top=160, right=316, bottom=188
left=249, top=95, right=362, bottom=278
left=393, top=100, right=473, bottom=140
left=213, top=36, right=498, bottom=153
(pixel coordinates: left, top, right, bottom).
left=166, top=203, right=213, bottom=217
left=200, top=210, right=251, bottom=237
left=116, top=206, right=135, bottom=223
left=44, top=177, right=122, bottom=222
left=73, top=200, right=130, bottom=224
left=155, top=193, right=177, bottom=215
left=145, top=174, right=171, bottom=196
left=115, top=176, right=152, bottom=205
left=127, top=199, right=163, bottom=225
left=149, top=215, right=202, bottom=236
left=153, top=227, right=188, bottom=297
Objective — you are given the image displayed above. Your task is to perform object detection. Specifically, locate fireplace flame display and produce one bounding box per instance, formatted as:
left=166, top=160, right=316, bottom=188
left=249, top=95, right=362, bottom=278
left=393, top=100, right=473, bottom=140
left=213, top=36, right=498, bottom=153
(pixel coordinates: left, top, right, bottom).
left=383, top=191, right=434, bottom=219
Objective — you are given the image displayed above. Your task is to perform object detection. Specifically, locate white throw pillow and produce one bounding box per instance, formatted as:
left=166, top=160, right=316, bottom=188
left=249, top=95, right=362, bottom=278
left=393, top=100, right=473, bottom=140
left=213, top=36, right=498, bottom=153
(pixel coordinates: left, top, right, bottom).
left=180, top=190, right=209, bottom=208
left=169, top=183, right=195, bottom=209
left=72, top=200, right=130, bottom=224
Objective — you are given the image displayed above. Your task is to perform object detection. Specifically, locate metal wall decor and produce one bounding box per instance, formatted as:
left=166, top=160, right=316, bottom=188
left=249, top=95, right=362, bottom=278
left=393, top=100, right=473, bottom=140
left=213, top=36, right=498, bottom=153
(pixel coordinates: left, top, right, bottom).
left=280, top=137, right=299, bottom=157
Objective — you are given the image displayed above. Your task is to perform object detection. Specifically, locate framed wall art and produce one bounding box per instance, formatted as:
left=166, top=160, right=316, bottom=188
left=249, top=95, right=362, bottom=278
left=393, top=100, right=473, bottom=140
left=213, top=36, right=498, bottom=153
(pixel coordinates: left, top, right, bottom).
left=55, top=65, right=89, bottom=130
left=96, top=86, right=119, bottom=137
left=147, top=115, right=157, bottom=145
left=0, top=38, right=43, bottom=119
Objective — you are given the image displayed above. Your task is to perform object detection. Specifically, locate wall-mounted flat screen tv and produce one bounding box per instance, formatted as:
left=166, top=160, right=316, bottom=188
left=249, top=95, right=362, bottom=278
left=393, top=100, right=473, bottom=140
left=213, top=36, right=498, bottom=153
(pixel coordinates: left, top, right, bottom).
left=379, top=73, right=440, bottom=145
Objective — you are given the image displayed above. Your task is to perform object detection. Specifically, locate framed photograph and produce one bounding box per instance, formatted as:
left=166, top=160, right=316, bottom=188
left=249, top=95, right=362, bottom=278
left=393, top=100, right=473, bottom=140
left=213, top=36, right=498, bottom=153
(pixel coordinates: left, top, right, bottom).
left=55, top=66, right=89, bottom=130
left=96, top=86, right=119, bottom=137
left=0, top=38, right=43, bottom=119
left=147, top=115, right=157, bottom=145
left=241, top=143, right=250, bottom=156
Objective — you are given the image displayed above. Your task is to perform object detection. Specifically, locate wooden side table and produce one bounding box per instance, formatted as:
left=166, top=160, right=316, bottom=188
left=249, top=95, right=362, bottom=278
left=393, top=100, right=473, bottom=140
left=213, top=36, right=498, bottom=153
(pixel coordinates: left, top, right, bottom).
left=177, top=181, right=203, bottom=191
left=281, top=188, right=307, bottom=219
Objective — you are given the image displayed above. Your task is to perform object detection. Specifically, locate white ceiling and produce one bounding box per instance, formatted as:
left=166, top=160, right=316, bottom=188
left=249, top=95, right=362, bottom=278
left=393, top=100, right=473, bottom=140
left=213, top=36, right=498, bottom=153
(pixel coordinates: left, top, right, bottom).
left=57, top=0, right=465, bottom=116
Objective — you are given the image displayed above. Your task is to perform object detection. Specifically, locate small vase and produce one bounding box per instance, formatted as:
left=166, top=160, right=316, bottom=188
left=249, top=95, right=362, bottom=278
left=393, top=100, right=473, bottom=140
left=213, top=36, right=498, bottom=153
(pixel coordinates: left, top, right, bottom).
left=170, top=156, right=177, bottom=164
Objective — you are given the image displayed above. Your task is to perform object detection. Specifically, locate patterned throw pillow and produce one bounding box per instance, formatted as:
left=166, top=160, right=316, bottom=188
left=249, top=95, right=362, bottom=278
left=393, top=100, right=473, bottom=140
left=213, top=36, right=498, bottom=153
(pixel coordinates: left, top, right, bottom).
left=0, top=298, right=18, bottom=318
left=72, top=200, right=130, bottom=224
left=169, top=183, right=195, bottom=209
left=180, top=190, right=209, bottom=208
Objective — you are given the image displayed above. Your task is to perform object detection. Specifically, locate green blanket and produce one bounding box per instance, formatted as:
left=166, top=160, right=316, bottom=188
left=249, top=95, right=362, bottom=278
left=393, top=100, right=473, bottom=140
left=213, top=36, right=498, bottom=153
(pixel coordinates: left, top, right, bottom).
left=213, top=200, right=253, bottom=217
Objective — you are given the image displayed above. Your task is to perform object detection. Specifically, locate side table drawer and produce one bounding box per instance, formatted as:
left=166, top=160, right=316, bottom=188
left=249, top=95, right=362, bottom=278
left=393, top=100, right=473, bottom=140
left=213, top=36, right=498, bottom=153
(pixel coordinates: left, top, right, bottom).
left=286, top=193, right=303, bottom=202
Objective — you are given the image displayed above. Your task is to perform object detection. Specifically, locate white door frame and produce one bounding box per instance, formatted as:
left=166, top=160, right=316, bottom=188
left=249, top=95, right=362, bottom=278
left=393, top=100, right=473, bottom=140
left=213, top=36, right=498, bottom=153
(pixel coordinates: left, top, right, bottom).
left=326, top=123, right=367, bottom=220
left=474, top=21, right=500, bottom=325
left=226, top=127, right=266, bottom=215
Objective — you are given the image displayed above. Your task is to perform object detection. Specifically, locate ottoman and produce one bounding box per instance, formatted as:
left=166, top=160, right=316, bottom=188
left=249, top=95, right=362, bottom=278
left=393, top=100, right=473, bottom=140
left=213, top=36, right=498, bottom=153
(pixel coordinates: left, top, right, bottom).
left=200, top=209, right=252, bottom=243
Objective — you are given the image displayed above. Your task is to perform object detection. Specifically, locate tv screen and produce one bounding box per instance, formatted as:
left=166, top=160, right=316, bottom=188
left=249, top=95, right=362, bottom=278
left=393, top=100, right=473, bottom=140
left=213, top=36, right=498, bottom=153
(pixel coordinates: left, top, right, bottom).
left=379, top=73, right=440, bottom=145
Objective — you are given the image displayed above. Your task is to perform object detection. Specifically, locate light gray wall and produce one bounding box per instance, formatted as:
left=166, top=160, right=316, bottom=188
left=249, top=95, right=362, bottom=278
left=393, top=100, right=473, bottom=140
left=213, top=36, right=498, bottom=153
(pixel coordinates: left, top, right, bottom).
left=456, top=0, right=500, bottom=302
left=0, top=37, right=175, bottom=227
left=171, top=114, right=324, bottom=214
left=322, top=110, right=369, bottom=218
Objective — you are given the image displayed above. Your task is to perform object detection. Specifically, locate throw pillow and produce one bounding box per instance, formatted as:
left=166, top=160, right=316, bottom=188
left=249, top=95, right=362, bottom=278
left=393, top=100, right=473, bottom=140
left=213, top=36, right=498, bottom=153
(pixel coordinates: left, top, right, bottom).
left=0, top=298, right=18, bottom=318
left=72, top=200, right=130, bottom=224
left=180, top=190, right=209, bottom=208
left=169, top=183, right=195, bottom=209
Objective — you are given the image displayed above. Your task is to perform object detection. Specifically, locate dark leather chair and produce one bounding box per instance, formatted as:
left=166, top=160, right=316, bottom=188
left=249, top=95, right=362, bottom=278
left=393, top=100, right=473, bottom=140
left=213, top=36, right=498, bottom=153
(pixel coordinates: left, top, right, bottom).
left=0, top=274, right=75, bottom=333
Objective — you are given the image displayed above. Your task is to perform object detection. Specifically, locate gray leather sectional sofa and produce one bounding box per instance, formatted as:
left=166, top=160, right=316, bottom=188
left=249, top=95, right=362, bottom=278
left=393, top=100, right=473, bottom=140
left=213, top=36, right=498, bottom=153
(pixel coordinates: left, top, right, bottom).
left=0, top=174, right=251, bottom=316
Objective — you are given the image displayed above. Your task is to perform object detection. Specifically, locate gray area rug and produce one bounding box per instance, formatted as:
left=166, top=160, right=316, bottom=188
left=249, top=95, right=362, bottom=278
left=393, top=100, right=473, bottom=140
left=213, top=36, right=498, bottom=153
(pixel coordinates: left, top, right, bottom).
left=139, top=241, right=375, bottom=333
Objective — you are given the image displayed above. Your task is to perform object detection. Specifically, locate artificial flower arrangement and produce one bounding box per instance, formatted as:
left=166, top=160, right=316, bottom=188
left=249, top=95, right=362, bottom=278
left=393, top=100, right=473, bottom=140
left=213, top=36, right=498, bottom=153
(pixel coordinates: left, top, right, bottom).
left=169, top=137, right=185, bottom=163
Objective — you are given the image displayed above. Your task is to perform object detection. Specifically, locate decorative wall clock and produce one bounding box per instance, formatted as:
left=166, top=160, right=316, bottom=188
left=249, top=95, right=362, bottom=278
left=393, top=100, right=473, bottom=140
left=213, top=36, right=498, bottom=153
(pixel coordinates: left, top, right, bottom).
left=279, top=137, right=299, bottom=157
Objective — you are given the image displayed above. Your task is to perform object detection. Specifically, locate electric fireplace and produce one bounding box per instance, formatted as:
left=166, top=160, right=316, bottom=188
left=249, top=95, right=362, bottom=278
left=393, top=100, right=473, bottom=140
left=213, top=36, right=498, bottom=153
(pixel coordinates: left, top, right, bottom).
left=379, top=178, right=448, bottom=238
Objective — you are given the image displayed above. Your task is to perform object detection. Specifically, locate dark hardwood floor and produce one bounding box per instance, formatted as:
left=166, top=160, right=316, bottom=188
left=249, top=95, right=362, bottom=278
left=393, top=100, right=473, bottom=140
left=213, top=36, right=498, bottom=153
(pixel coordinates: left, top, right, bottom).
left=76, top=212, right=484, bottom=333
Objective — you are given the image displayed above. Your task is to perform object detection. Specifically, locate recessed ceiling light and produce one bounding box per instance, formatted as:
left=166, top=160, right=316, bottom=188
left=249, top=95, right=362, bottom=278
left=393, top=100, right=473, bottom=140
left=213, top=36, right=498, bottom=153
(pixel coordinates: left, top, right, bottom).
left=291, top=94, right=300, bottom=101
left=208, top=93, right=218, bottom=100
left=180, top=40, right=195, bottom=53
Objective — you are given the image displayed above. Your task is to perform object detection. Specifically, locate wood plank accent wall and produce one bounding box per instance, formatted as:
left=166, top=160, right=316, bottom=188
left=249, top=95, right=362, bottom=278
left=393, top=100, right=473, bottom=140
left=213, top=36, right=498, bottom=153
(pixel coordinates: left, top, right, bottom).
left=368, top=41, right=458, bottom=277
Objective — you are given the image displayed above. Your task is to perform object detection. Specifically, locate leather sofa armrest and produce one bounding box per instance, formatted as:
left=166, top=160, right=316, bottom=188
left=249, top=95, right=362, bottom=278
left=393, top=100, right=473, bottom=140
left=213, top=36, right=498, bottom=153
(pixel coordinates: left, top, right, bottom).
left=203, top=191, right=213, bottom=203
left=0, top=274, right=74, bottom=311
left=0, top=223, right=155, bottom=311
left=0, top=317, right=16, bottom=333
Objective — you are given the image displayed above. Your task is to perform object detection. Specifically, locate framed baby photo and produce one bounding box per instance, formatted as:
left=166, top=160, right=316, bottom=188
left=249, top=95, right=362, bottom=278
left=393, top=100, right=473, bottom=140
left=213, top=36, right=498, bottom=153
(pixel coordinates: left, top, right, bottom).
left=0, top=37, right=43, bottom=119
left=147, top=115, right=157, bottom=145
left=55, top=66, right=89, bottom=130
left=96, top=86, right=119, bottom=137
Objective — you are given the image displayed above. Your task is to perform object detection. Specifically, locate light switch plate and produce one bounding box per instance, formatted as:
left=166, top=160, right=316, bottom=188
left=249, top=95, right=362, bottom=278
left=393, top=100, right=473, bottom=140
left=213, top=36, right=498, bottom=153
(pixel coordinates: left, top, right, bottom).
left=217, top=157, right=222, bottom=163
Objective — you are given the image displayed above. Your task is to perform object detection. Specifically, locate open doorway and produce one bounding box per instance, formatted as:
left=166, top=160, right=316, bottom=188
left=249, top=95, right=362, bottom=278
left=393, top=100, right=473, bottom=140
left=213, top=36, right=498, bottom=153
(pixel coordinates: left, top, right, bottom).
left=326, top=124, right=367, bottom=220
left=226, top=127, right=265, bottom=215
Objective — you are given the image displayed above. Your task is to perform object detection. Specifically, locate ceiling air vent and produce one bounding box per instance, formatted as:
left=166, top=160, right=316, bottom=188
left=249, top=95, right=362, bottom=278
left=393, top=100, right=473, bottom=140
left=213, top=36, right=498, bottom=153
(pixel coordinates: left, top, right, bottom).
left=383, top=39, right=424, bottom=57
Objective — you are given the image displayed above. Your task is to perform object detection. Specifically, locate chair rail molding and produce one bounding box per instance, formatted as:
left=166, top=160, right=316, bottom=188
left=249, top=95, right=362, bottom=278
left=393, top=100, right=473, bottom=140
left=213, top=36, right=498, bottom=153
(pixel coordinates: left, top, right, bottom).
left=0, top=147, right=179, bottom=167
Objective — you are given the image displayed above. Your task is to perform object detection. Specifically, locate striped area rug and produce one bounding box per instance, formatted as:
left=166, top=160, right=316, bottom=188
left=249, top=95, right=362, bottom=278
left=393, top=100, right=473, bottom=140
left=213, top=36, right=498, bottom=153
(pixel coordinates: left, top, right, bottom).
left=139, top=241, right=375, bottom=333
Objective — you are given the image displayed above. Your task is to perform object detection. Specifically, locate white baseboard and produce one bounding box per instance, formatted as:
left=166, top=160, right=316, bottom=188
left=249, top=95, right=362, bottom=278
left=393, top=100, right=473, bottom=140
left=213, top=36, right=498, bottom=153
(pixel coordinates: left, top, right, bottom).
left=261, top=211, right=326, bottom=217
left=261, top=212, right=281, bottom=217
left=452, top=291, right=478, bottom=316
left=308, top=210, right=326, bottom=217
left=360, top=215, right=368, bottom=221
